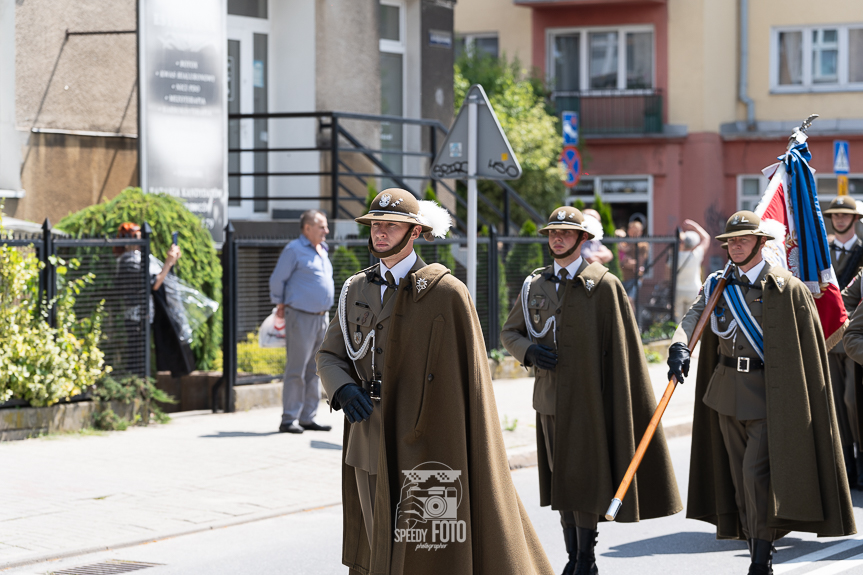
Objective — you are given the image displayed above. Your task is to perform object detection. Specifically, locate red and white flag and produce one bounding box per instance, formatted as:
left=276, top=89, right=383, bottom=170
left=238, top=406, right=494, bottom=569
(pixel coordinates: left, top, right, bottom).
left=754, top=144, right=847, bottom=349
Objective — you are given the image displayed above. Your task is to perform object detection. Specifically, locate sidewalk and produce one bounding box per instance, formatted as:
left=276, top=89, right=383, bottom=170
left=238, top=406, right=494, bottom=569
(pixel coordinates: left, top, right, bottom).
left=0, top=365, right=695, bottom=570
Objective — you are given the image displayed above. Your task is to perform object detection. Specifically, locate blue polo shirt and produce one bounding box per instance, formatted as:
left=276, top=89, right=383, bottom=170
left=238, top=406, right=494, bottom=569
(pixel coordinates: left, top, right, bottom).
left=269, top=235, right=335, bottom=314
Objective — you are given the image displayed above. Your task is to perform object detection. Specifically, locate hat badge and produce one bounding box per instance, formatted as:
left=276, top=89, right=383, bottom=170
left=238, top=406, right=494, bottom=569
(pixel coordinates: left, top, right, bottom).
left=557, top=210, right=566, bottom=220
left=379, top=194, right=392, bottom=208
left=731, top=215, right=740, bottom=225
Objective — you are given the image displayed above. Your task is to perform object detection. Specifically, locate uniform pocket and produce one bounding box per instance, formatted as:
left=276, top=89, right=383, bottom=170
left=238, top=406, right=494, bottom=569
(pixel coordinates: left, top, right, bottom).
left=415, top=315, right=445, bottom=434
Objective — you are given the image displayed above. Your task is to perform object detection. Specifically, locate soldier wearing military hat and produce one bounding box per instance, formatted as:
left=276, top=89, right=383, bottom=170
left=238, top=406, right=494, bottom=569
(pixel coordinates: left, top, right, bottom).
left=501, top=206, right=682, bottom=575
left=669, top=210, right=856, bottom=574
left=822, top=196, right=863, bottom=487
left=316, top=188, right=553, bottom=575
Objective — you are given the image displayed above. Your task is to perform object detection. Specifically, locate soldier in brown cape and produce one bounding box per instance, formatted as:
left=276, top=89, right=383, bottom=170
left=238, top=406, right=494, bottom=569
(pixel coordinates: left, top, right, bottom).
left=669, top=211, right=856, bottom=575
left=824, top=196, right=863, bottom=487
left=501, top=206, right=682, bottom=575
left=316, top=189, right=553, bottom=575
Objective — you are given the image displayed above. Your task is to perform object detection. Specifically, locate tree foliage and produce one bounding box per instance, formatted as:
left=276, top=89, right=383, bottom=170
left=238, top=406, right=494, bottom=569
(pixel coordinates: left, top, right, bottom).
left=454, top=50, right=565, bottom=229
left=56, top=188, right=222, bottom=369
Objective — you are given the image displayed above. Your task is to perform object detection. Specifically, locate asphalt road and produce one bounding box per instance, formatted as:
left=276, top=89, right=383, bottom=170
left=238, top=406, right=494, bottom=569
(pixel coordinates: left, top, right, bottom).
left=7, top=435, right=863, bottom=575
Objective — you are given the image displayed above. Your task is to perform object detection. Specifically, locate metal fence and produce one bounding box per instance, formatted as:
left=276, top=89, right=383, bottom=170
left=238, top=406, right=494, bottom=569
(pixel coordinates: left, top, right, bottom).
left=219, top=225, right=680, bottom=410
left=0, top=222, right=151, bottom=388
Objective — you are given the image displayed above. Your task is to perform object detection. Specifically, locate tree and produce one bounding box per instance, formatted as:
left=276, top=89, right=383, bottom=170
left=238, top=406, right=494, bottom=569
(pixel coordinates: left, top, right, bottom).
left=505, top=219, right=545, bottom=305
left=416, top=186, right=457, bottom=272
left=454, top=50, right=565, bottom=229
left=56, top=188, right=222, bottom=369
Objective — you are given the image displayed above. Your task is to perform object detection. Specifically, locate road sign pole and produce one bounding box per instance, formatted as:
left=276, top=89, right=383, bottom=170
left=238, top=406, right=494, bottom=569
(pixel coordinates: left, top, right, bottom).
left=467, top=93, right=478, bottom=301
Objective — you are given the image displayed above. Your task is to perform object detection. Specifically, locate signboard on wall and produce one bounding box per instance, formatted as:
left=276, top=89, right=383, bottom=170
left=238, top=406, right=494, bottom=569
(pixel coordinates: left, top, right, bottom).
left=139, top=0, right=228, bottom=242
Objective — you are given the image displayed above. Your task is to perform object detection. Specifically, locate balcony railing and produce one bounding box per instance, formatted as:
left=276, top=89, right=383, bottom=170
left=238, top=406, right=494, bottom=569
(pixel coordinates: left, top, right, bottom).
left=551, top=89, right=663, bottom=135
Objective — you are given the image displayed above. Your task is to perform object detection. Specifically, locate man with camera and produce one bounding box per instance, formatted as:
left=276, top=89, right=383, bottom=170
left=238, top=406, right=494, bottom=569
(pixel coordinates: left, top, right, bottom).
left=316, top=189, right=553, bottom=575
left=501, top=206, right=681, bottom=575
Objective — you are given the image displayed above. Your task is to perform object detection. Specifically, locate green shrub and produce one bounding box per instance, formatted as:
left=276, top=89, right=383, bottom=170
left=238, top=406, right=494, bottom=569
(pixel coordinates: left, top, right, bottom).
left=214, top=332, right=285, bottom=376
left=92, top=373, right=176, bottom=428
left=56, top=188, right=222, bottom=369
left=0, top=213, right=109, bottom=406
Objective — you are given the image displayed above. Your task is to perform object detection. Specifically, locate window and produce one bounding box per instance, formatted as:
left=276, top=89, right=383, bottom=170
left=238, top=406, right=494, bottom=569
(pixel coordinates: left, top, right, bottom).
left=380, top=0, right=406, bottom=186
left=737, top=175, right=768, bottom=212
left=548, top=26, right=654, bottom=93
left=455, top=34, right=499, bottom=59
left=772, top=25, right=863, bottom=91
left=565, top=175, right=653, bottom=231
left=228, top=0, right=267, bottom=19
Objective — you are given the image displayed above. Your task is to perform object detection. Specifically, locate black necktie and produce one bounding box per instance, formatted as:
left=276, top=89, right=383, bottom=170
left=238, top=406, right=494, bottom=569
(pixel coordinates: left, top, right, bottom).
left=557, top=268, right=569, bottom=292
left=381, top=271, right=396, bottom=307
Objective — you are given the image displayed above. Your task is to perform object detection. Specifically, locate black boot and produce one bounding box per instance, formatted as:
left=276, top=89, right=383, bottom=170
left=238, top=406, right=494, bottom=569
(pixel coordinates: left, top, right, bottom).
left=748, top=539, right=774, bottom=575
left=574, top=526, right=598, bottom=575
left=562, top=527, right=577, bottom=575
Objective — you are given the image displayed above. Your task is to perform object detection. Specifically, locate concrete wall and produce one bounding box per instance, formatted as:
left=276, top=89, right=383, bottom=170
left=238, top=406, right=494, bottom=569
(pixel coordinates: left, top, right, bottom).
left=0, top=0, right=20, bottom=194
left=454, top=0, right=533, bottom=65
left=666, top=0, right=738, bottom=132
left=747, top=0, right=863, bottom=123
left=10, top=0, right=138, bottom=224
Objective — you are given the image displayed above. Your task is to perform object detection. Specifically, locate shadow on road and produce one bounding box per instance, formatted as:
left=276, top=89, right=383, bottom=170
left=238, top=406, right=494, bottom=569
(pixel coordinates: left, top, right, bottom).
left=310, top=441, right=342, bottom=450
left=604, top=531, right=747, bottom=557
left=199, top=431, right=282, bottom=438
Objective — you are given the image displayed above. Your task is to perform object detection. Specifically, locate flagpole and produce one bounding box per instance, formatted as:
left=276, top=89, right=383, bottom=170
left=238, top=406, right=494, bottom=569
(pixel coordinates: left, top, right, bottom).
left=605, top=261, right=734, bottom=520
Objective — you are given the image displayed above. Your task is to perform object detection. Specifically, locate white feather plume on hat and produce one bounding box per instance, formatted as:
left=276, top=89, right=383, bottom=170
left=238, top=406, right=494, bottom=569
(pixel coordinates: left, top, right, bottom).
left=582, top=214, right=604, bottom=242
left=417, top=200, right=453, bottom=239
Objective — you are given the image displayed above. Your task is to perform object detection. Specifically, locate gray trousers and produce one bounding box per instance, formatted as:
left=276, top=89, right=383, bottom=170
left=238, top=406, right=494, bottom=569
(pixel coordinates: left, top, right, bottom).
left=281, top=308, right=328, bottom=425
left=539, top=413, right=599, bottom=530
left=717, top=415, right=775, bottom=542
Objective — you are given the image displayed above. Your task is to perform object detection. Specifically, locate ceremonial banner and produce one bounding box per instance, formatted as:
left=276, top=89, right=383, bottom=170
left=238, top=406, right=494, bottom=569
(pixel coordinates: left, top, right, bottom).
left=755, top=142, right=848, bottom=348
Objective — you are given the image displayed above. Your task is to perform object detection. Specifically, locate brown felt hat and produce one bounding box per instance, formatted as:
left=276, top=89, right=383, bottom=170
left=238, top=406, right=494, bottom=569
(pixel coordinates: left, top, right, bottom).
left=538, top=206, right=595, bottom=239
left=715, top=210, right=775, bottom=241
left=355, top=188, right=432, bottom=233
left=824, top=196, right=861, bottom=216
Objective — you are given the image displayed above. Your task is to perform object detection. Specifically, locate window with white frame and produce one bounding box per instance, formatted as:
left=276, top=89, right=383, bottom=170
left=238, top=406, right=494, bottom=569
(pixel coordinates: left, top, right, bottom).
left=773, top=24, right=863, bottom=91
left=738, top=174, right=863, bottom=214
left=548, top=26, right=654, bottom=93
left=379, top=0, right=405, bottom=183
left=737, top=175, right=768, bottom=212
left=455, top=33, right=499, bottom=59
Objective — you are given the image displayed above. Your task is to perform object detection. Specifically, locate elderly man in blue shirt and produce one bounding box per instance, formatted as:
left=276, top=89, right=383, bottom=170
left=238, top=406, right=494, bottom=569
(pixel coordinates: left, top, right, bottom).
left=269, top=210, right=335, bottom=433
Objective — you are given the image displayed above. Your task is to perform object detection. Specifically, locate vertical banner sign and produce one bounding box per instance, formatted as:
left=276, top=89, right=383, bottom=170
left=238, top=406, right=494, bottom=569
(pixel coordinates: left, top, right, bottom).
left=139, top=0, right=228, bottom=242
left=834, top=140, right=850, bottom=196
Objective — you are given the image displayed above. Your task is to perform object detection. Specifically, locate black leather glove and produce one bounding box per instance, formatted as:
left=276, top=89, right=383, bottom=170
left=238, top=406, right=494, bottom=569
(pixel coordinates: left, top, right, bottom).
left=667, top=342, right=691, bottom=383
left=333, top=384, right=373, bottom=423
left=524, top=344, right=558, bottom=372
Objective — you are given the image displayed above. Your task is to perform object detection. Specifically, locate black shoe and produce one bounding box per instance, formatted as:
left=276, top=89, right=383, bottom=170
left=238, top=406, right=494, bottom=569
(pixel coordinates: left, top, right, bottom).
left=279, top=423, right=304, bottom=434
left=574, top=527, right=598, bottom=575
left=748, top=539, right=774, bottom=575
left=299, top=421, right=332, bottom=432
left=562, top=526, right=577, bottom=575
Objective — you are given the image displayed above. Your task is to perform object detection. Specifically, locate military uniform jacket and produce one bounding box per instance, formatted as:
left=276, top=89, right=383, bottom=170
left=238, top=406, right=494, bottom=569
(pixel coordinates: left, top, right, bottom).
left=686, top=266, right=856, bottom=539
left=316, top=260, right=553, bottom=575
left=832, top=236, right=863, bottom=290
left=673, top=265, right=771, bottom=421
left=500, top=262, right=682, bottom=522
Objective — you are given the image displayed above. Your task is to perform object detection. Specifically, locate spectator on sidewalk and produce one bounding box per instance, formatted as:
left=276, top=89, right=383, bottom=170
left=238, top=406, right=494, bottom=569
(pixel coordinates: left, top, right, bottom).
left=674, top=219, right=710, bottom=321
left=269, top=210, right=334, bottom=434
left=580, top=208, right=613, bottom=265
left=618, top=214, right=649, bottom=305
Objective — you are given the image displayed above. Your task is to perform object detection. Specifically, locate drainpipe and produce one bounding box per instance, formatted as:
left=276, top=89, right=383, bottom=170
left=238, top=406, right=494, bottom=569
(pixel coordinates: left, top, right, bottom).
left=739, top=0, right=756, bottom=130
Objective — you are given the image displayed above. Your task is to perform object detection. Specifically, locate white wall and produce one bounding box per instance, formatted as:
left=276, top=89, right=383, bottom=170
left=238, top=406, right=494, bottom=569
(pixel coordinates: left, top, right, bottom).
left=0, top=0, right=22, bottom=196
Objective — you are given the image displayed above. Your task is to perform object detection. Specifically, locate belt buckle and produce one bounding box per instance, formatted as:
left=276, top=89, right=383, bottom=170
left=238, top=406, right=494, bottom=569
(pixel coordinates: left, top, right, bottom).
left=369, top=379, right=382, bottom=401
left=737, top=357, right=750, bottom=373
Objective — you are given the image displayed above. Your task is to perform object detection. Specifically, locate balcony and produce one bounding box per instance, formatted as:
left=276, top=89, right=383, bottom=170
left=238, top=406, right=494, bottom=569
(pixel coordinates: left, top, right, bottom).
left=551, top=89, right=663, bottom=136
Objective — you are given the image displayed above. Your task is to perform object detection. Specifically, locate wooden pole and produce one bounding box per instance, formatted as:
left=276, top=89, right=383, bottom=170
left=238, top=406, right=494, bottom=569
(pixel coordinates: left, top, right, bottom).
left=605, top=261, right=733, bottom=520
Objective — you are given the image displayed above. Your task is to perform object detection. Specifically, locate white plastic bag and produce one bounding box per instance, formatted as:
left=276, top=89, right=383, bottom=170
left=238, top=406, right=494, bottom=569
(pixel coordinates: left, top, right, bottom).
left=259, top=307, right=286, bottom=348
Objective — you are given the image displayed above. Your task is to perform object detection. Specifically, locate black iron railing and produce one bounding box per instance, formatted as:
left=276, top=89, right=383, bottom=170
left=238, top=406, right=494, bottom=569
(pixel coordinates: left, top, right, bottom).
left=551, top=89, right=663, bottom=135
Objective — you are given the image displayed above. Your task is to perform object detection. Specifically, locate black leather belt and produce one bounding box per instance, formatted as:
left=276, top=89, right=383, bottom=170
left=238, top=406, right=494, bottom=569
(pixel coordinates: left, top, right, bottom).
left=719, top=354, right=764, bottom=373
left=362, top=379, right=382, bottom=401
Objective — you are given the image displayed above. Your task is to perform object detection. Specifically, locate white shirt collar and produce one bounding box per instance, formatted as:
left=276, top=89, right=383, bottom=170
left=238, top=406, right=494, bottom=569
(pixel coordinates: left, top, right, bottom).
left=553, top=256, right=583, bottom=279
left=380, top=251, right=418, bottom=300
left=835, top=235, right=858, bottom=251
left=738, top=259, right=766, bottom=284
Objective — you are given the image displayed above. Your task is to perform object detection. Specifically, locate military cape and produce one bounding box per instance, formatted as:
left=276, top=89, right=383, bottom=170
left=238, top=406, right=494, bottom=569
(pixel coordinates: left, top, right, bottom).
left=687, top=267, right=857, bottom=538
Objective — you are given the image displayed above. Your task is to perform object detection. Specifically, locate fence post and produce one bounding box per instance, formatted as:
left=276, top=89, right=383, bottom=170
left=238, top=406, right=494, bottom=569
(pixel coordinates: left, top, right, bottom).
left=142, top=222, right=152, bottom=380
left=331, top=115, right=340, bottom=219
left=503, top=191, right=511, bottom=236
left=40, top=219, right=56, bottom=328
left=487, top=229, right=499, bottom=352
left=223, top=222, right=237, bottom=413
left=670, top=227, right=680, bottom=323
left=429, top=127, right=438, bottom=196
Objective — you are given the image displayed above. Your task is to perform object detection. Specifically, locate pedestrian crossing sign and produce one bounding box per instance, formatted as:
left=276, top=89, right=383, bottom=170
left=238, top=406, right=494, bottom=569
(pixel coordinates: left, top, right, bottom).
left=834, top=140, right=850, bottom=174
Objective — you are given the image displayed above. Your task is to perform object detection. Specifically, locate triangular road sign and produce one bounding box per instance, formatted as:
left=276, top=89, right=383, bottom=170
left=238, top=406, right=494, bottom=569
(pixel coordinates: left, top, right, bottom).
left=834, top=140, right=850, bottom=174
left=430, top=84, right=522, bottom=180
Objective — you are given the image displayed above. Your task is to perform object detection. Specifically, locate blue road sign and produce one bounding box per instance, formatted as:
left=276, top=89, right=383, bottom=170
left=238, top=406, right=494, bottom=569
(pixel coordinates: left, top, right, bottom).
left=563, top=111, right=579, bottom=146
left=834, top=140, right=850, bottom=174
left=560, top=146, right=581, bottom=188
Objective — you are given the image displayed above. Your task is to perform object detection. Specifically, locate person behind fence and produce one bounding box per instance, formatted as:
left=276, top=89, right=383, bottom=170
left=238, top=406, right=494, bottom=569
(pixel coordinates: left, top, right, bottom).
left=500, top=206, right=682, bottom=575
left=674, top=219, right=710, bottom=321
left=579, top=209, right=613, bottom=265
left=315, top=188, right=553, bottom=575
left=269, top=209, right=334, bottom=434
left=823, top=196, right=863, bottom=488
left=617, top=214, right=649, bottom=303
left=115, top=222, right=195, bottom=377
left=667, top=211, right=856, bottom=575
